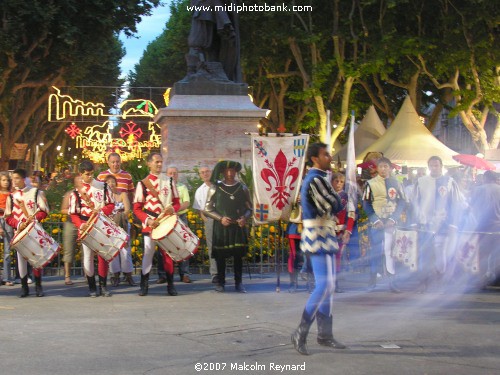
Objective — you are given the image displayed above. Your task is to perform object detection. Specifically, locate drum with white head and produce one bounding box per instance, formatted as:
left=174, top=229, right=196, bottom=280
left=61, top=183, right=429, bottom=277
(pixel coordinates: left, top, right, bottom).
left=151, top=215, right=199, bottom=262
left=11, top=221, right=60, bottom=269
left=79, top=212, right=129, bottom=262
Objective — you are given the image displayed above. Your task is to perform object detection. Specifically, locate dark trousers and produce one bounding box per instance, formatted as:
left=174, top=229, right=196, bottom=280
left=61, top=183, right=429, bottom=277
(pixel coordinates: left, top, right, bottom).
left=216, top=255, right=243, bottom=285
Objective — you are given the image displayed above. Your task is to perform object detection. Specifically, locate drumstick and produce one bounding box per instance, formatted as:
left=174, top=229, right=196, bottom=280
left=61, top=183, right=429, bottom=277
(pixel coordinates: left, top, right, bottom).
left=17, top=208, right=40, bottom=231
left=151, top=206, right=175, bottom=228
left=26, top=208, right=41, bottom=223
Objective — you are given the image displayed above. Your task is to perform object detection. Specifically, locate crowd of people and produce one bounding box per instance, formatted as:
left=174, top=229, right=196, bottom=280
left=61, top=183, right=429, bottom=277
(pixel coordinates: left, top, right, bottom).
left=0, top=152, right=254, bottom=298
left=289, top=149, right=500, bottom=297
left=0, top=145, right=498, bottom=357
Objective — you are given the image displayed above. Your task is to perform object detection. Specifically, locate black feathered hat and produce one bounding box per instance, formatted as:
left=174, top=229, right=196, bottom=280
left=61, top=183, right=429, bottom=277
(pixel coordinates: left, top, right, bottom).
left=210, top=160, right=242, bottom=184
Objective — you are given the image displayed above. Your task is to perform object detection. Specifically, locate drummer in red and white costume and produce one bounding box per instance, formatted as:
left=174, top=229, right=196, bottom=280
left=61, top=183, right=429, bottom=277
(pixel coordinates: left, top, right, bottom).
left=133, top=152, right=180, bottom=296
left=5, top=169, right=49, bottom=297
left=69, top=160, right=115, bottom=297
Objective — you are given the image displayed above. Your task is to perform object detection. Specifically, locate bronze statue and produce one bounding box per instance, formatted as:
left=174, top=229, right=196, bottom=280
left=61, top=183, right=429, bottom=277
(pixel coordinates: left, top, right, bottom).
left=184, top=0, right=242, bottom=83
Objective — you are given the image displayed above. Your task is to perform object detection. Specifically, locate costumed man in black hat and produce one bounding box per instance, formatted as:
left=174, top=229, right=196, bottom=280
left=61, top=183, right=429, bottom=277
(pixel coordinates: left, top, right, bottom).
left=203, top=160, right=252, bottom=293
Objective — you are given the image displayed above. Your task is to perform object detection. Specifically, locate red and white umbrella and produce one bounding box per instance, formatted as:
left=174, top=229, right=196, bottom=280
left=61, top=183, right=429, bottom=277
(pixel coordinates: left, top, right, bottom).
left=452, top=154, right=496, bottom=171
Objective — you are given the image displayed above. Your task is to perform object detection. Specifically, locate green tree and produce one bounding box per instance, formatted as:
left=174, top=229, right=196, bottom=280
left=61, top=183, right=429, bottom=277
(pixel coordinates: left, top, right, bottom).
left=131, top=0, right=499, bottom=153
left=127, top=0, right=191, bottom=101
left=0, top=0, right=161, bottom=170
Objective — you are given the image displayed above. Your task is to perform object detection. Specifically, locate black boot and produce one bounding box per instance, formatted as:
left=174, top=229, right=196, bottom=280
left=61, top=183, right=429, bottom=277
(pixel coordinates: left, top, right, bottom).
left=99, top=276, right=111, bottom=297
left=235, top=283, right=246, bottom=293
left=124, top=272, right=136, bottom=286
left=316, top=312, right=346, bottom=349
left=388, top=275, right=401, bottom=293
left=291, top=310, right=315, bottom=355
left=139, top=272, right=149, bottom=296
left=110, top=272, right=120, bottom=287
left=368, top=273, right=377, bottom=291
left=288, top=271, right=298, bottom=293
left=87, top=276, right=97, bottom=298
left=19, top=276, right=29, bottom=298
left=166, top=273, right=177, bottom=296
left=215, top=283, right=225, bottom=293
left=35, top=276, right=44, bottom=297
left=335, top=279, right=344, bottom=293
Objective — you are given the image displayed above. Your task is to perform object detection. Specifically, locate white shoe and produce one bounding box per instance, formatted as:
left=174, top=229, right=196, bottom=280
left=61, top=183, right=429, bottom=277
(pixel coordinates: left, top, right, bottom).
left=27, top=278, right=33, bottom=284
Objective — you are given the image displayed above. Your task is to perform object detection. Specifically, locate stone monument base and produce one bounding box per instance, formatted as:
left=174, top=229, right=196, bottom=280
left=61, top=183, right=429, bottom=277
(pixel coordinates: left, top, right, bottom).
left=154, top=94, right=268, bottom=172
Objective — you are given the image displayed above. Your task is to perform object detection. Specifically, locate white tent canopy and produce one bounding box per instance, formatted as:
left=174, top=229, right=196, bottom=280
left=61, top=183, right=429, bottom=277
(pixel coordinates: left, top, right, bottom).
left=356, top=96, right=459, bottom=167
left=333, top=105, right=386, bottom=159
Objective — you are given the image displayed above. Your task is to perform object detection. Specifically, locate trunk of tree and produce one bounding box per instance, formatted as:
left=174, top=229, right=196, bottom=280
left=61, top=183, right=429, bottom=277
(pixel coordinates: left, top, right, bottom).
left=330, top=76, right=355, bottom=149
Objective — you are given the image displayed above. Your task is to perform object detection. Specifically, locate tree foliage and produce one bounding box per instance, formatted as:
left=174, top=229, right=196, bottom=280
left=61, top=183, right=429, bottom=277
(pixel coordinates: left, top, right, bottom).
left=0, top=0, right=161, bottom=170
left=127, top=0, right=191, bottom=95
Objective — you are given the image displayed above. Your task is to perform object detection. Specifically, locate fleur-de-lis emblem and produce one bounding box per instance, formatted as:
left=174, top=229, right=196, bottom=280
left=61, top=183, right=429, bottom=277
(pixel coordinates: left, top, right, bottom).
left=93, top=191, right=103, bottom=203
left=261, top=149, right=299, bottom=210
left=103, top=219, right=120, bottom=236
left=396, top=235, right=413, bottom=255
left=37, top=229, right=53, bottom=248
left=26, top=200, right=35, bottom=210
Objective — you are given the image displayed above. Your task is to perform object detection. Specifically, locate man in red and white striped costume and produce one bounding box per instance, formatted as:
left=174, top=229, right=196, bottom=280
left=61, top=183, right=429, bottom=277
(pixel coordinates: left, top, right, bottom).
left=133, top=152, right=180, bottom=296
left=69, top=160, right=115, bottom=297
left=5, top=169, right=49, bottom=297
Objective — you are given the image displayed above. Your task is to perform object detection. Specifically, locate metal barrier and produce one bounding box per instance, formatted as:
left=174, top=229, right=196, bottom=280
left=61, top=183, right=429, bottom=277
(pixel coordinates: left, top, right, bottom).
left=0, top=213, right=291, bottom=277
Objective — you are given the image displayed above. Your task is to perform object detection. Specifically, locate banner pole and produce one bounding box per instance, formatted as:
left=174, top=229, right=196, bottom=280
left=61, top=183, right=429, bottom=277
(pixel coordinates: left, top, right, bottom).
left=276, top=220, right=282, bottom=292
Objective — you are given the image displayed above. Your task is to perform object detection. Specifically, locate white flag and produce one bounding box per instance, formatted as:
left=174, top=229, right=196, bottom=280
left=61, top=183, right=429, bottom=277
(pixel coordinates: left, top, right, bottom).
left=345, top=111, right=358, bottom=212
left=251, top=134, right=309, bottom=224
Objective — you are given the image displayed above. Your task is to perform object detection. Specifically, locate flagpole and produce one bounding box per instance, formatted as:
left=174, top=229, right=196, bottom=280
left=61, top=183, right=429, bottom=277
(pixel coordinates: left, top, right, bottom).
left=345, top=110, right=358, bottom=214
left=276, top=220, right=281, bottom=292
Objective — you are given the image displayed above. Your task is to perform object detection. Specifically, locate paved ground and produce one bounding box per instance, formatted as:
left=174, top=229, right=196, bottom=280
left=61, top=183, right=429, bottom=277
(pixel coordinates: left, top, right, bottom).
left=1, top=270, right=499, bottom=375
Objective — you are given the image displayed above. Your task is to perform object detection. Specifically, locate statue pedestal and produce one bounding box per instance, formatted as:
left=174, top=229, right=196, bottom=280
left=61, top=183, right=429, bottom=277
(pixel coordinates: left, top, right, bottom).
left=154, top=94, right=268, bottom=171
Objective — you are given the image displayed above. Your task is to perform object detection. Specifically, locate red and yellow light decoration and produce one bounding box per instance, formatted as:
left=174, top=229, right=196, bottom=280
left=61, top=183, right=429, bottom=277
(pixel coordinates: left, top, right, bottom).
left=74, top=121, right=161, bottom=163
left=65, top=122, right=81, bottom=139
left=48, top=86, right=167, bottom=163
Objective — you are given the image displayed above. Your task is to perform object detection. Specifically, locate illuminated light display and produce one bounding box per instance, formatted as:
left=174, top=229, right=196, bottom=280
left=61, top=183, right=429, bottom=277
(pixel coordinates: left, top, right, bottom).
left=119, top=121, right=144, bottom=139
left=48, top=87, right=106, bottom=121
left=163, top=88, right=171, bottom=107
left=74, top=120, right=161, bottom=163
left=65, top=122, right=81, bottom=139
left=49, top=87, right=167, bottom=163
left=118, top=99, right=158, bottom=119
left=48, top=87, right=168, bottom=121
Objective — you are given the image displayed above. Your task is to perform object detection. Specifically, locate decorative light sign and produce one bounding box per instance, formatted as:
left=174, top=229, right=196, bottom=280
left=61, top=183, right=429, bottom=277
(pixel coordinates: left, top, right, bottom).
left=48, top=87, right=106, bottom=121
left=74, top=121, right=161, bottom=163
left=48, top=86, right=167, bottom=121
left=49, top=86, right=167, bottom=163
left=65, top=122, right=81, bottom=139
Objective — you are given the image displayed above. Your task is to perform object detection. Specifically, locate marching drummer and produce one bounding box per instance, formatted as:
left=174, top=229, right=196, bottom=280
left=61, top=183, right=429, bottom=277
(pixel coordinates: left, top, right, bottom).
left=69, top=160, right=115, bottom=297
left=4, top=168, right=50, bottom=297
left=133, top=152, right=181, bottom=297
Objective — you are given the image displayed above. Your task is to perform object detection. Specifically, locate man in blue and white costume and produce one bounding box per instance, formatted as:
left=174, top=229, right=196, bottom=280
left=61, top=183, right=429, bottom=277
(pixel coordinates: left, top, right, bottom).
left=291, top=143, right=346, bottom=355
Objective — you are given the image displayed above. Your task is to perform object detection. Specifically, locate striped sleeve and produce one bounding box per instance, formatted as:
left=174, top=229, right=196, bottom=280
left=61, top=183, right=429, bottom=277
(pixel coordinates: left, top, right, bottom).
left=309, top=176, right=342, bottom=216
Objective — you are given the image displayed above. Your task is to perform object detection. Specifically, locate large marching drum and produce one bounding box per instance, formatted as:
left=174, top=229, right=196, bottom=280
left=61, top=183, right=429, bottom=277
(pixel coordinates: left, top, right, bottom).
left=151, top=214, right=199, bottom=262
left=78, top=212, right=129, bottom=262
left=11, top=221, right=61, bottom=269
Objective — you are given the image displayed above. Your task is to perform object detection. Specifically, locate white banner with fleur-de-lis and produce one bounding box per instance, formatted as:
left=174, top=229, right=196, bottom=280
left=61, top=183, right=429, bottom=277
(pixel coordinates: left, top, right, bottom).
left=392, top=229, right=418, bottom=271
left=457, top=233, right=479, bottom=274
left=251, top=134, right=309, bottom=224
